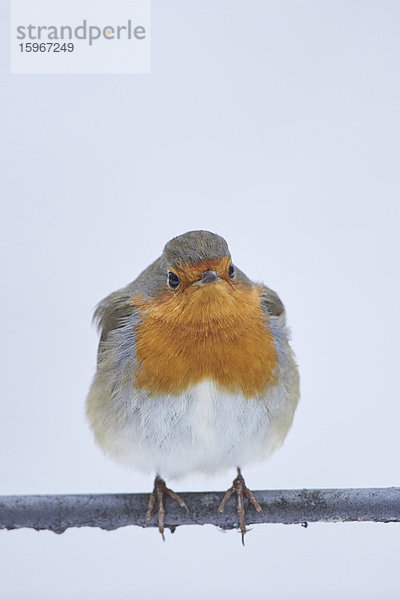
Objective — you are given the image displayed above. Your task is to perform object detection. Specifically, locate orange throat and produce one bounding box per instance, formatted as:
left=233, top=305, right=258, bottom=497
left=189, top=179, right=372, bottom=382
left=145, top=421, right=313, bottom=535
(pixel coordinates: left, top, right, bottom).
left=132, top=281, right=277, bottom=398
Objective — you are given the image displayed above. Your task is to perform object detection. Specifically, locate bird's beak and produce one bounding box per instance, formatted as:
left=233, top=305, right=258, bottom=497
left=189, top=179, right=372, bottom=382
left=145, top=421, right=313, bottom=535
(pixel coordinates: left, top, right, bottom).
left=191, top=270, right=220, bottom=286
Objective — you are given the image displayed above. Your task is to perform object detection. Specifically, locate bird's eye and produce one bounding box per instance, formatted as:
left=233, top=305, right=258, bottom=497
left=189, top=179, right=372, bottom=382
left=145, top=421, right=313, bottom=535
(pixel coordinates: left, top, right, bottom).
left=168, top=271, right=180, bottom=289
left=229, top=264, right=235, bottom=279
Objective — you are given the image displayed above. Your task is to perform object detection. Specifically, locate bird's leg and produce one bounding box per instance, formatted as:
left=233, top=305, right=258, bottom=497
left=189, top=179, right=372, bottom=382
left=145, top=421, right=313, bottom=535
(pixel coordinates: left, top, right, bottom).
left=219, top=467, right=262, bottom=544
left=145, top=475, right=188, bottom=540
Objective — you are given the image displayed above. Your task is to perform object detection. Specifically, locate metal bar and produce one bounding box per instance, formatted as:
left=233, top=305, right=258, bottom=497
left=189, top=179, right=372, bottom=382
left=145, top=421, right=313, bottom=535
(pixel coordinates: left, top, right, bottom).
left=0, top=488, right=399, bottom=534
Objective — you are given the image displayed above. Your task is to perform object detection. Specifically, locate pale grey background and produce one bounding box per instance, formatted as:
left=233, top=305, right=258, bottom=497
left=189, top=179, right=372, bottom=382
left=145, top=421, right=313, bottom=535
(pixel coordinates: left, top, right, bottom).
left=1, top=1, right=400, bottom=599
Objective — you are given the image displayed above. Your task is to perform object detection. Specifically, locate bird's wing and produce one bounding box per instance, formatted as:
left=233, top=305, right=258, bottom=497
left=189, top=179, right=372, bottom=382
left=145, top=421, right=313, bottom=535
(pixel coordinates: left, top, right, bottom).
left=259, top=284, right=285, bottom=318
left=93, top=287, right=137, bottom=347
left=93, top=288, right=140, bottom=365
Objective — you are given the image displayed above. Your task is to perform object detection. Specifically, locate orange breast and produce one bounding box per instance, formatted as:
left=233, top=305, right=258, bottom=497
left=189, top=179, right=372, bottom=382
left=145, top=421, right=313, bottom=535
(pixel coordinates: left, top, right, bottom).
left=131, top=281, right=277, bottom=398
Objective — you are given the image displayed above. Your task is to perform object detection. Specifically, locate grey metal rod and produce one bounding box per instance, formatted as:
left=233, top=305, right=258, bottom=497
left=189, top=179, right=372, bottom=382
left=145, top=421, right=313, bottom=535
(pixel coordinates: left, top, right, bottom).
left=0, top=488, right=399, bottom=534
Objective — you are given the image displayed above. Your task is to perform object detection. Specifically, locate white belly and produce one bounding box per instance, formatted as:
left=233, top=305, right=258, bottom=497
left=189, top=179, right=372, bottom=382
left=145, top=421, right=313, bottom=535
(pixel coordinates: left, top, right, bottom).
left=92, top=379, right=297, bottom=480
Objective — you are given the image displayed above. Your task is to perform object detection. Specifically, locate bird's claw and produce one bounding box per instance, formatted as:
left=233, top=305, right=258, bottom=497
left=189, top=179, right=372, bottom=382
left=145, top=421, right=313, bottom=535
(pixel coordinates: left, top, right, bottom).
left=219, top=468, right=262, bottom=543
left=145, top=476, right=188, bottom=539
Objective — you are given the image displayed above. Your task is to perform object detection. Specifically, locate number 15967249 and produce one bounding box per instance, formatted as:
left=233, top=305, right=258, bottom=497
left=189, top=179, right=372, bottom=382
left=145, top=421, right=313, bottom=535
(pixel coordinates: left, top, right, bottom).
left=19, top=43, right=74, bottom=52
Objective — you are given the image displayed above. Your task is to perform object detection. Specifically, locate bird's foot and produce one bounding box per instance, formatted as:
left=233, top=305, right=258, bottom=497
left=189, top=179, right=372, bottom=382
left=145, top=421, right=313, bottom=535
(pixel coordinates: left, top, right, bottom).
left=218, top=468, right=262, bottom=545
left=145, top=476, right=188, bottom=540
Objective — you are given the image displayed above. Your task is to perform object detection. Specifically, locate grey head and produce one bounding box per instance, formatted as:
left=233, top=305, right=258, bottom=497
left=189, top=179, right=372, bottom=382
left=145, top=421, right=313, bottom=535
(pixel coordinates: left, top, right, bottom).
left=163, top=230, right=230, bottom=267
left=120, top=230, right=233, bottom=301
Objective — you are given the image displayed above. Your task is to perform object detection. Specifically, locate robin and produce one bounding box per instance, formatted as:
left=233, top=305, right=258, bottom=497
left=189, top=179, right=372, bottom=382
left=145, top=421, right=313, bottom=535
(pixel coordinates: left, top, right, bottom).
left=87, top=230, right=299, bottom=541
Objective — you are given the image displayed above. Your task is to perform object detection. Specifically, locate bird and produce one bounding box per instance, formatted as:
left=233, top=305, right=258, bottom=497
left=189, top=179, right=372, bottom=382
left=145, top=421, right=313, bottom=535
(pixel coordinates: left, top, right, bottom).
left=86, top=230, right=299, bottom=541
